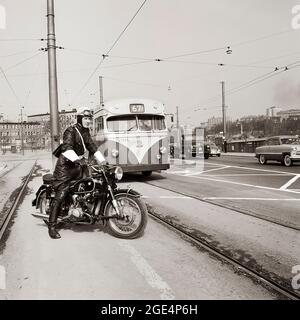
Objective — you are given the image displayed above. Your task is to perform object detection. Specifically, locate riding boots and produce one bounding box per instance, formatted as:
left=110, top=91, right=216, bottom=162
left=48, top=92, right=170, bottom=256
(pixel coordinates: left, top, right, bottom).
left=48, top=190, right=65, bottom=239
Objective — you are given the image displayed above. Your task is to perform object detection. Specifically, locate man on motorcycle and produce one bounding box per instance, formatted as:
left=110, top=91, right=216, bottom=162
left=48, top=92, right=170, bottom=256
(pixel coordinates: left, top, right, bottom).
left=49, top=107, right=106, bottom=239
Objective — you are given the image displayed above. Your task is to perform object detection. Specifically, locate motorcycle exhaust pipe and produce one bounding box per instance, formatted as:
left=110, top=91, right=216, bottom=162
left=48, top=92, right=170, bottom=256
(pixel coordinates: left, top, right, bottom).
left=31, top=213, right=62, bottom=221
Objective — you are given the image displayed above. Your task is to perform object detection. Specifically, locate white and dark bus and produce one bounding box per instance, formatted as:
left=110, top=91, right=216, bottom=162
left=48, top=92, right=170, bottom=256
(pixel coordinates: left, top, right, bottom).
left=93, top=98, right=170, bottom=176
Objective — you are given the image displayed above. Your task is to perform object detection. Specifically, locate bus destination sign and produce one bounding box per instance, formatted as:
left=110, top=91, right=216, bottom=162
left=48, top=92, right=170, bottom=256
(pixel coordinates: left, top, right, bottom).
left=130, top=104, right=145, bottom=113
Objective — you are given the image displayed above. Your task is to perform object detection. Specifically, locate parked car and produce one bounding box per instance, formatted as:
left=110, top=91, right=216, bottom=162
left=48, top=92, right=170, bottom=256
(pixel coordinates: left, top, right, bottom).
left=255, top=135, right=300, bottom=167
left=204, top=143, right=221, bottom=159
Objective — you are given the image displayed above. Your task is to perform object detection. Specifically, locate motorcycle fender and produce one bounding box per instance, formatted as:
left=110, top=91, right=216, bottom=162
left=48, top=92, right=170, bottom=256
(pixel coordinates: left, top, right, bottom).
left=32, top=185, right=47, bottom=208
left=114, top=189, right=141, bottom=198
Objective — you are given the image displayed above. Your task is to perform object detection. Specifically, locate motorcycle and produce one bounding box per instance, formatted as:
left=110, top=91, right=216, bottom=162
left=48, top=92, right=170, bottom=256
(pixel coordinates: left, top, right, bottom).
left=32, top=161, right=148, bottom=239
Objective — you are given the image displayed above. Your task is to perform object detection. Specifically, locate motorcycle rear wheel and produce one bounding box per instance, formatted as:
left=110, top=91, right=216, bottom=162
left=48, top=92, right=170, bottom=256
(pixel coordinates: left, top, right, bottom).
left=104, top=194, right=148, bottom=239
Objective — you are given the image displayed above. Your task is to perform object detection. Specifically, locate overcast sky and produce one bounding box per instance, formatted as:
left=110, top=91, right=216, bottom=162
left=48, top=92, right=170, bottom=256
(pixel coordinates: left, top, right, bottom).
left=1, top=0, right=300, bottom=126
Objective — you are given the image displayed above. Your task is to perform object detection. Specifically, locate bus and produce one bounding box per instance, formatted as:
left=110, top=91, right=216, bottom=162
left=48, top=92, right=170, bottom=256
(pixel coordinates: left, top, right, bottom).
left=93, top=98, right=170, bottom=176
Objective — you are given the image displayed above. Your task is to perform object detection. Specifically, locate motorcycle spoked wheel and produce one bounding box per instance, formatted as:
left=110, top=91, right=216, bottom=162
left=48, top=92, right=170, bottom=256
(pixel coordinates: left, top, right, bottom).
left=39, top=191, right=51, bottom=225
left=39, top=192, right=67, bottom=226
left=104, top=194, right=148, bottom=239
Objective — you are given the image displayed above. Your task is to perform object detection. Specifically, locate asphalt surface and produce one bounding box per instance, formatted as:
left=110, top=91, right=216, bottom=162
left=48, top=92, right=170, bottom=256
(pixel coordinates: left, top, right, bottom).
left=0, top=155, right=282, bottom=299
left=137, top=156, right=300, bottom=230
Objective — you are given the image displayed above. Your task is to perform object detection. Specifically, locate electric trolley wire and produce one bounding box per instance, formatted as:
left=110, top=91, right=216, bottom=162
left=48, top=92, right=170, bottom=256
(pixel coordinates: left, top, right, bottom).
left=0, top=65, right=21, bottom=104
left=72, top=0, right=148, bottom=103
left=5, top=51, right=43, bottom=71
left=101, top=60, right=154, bottom=69
left=193, top=59, right=300, bottom=112
left=0, top=50, right=39, bottom=58
left=104, top=76, right=168, bottom=88
left=0, top=38, right=44, bottom=42
left=23, top=53, right=45, bottom=107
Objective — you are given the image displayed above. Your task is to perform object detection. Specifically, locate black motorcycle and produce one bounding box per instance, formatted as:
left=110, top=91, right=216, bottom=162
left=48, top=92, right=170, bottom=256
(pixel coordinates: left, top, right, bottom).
left=32, top=162, right=148, bottom=239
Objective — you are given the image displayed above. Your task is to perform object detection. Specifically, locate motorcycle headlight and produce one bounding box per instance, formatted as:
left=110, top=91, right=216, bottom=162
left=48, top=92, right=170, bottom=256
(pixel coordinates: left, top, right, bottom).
left=160, top=146, right=167, bottom=154
left=111, top=149, right=119, bottom=158
left=114, top=166, right=123, bottom=180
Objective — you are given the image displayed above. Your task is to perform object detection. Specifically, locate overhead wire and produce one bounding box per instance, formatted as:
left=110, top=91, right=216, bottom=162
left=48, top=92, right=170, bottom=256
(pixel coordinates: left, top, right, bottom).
left=5, top=51, right=44, bottom=72
left=0, top=38, right=44, bottom=42
left=23, top=53, right=45, bottom=107
left=0, top=65, right=21, bottom=104
left=0, top=50, right=39, bottom=58
left=72, top=0, right=148, bottom=103
left=104, top=76, right=168, bottom=88
left=193, top=59, right=300, bottom=112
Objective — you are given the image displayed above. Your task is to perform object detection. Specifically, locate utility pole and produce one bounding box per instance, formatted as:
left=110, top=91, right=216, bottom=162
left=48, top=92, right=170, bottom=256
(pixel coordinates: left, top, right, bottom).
left=176, top=106, right=179, bottom=128
left=99, top=76, right=104, bottom=106
left=221, top=81, right=226, bottom=139
left=47, top=0, right=60, bottom=164
left=20, top=106, right=24, bottom=156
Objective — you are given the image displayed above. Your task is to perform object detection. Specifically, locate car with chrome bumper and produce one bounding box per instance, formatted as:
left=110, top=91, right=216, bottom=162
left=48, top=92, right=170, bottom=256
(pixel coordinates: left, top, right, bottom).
left=204, top=143, right=221, bottom=159
left=255, top=135, right=300, bottom=167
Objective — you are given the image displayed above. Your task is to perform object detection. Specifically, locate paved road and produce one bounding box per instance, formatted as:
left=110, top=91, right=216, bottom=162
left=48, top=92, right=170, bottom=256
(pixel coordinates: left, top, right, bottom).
left=0, top=155, right=285, bottom=299
left=140, top=156, right=300, bottom=230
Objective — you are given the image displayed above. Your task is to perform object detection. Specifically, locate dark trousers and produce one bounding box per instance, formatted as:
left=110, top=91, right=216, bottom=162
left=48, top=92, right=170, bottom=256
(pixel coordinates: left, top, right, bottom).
left=49, top=183, right=69, bottom=224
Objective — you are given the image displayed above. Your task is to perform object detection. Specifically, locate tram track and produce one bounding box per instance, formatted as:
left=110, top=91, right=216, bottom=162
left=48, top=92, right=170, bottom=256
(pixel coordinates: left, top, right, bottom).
left=0, top=162, right=36, bottom=242
left=140, top=179, right=300, bottom=299
left=0, top=162, right=22, bottom=179
left=143, top=179, right=300, bottom=231
left=147, top=207, right=300, bottom=300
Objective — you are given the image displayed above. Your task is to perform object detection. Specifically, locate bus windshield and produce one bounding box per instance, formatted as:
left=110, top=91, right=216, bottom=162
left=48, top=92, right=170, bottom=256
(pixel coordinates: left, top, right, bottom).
left=138, top=115, right=166, bottom=131
left=107, top=115, right=166, bottom=132
left=107, top=115, right=137, bottom=132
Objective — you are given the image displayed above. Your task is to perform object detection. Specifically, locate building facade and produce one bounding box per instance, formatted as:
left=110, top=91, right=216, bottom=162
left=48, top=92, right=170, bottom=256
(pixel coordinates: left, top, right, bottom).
left=0, top=121, right=43, bottom=152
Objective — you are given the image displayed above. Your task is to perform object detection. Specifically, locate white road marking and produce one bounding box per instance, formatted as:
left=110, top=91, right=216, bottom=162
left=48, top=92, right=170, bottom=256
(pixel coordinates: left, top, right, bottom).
left=167, top=170, right=190, bottom=174
left=183, top=166, right=231, bottom=176
left=206, top=161, right=299, bottom=175
left=279, top=174, right=300, bottom=190
left=203, top=197, right=300, bottom=201
left=201, top=173, right=293, bottom=177
left=118, top=242, right=175, bottom=300
left=179, top=174, right=300, bottom=195
left=142, top=195, right=192, bottom=199
left=0, top=265, right=5, bottom=290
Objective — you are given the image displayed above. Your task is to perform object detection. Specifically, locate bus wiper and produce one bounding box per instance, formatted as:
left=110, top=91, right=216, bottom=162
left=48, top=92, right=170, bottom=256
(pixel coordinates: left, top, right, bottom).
left=127, top=126, right=136, bottom=132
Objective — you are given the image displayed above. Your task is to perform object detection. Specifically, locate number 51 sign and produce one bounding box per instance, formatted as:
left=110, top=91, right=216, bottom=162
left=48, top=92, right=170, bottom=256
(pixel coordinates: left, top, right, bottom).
left=0, top=4, right=6, bottom=30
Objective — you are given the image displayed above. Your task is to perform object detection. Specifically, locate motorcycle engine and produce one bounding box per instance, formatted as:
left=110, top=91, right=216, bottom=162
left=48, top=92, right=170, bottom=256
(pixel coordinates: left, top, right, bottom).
left=68, top=206, right=84, bottom=218
left=67, top=194, right=85, bottom=219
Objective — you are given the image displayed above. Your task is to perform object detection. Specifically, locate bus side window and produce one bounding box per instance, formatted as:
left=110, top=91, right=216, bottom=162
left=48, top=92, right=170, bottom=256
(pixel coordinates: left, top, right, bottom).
left=95, top=116, right=104, bottom=133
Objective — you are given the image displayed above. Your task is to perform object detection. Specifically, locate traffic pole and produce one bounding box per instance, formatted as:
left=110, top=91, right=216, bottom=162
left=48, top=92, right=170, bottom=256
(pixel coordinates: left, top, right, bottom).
left=47, top=0, right=60, bottom=168
left=221, top=81, right=226, bottom=139
left=99, top=76, right=104, bottom=106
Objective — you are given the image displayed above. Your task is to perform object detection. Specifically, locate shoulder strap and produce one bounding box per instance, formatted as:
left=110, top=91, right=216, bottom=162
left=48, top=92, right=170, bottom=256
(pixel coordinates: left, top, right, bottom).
left=74, top=126, right=87, bottom=153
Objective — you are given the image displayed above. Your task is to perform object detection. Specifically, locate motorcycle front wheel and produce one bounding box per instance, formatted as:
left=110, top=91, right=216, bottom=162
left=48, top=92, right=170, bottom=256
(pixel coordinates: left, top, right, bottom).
left=104, top=194, right=148, bottom=239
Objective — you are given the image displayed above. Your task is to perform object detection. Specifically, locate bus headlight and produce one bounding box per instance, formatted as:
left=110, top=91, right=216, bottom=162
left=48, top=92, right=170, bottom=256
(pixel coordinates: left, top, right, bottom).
left=156, top=155, right=161, bottom=160
left=111, top=149, right=119, bottom=157
left=159, top=146, right=167, bottom=154
left=114, top=166, right=123, bottom=180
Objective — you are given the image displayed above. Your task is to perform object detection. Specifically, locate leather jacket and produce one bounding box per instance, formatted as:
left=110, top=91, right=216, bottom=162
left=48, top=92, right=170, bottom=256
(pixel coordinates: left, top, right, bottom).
left=53, top=123, right=97, bottom=187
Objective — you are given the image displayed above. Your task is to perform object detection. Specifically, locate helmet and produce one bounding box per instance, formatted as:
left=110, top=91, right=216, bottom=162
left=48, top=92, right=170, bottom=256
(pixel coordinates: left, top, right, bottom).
left=76, top=107, right=93, bottom=128
left=76, top=107, right=93, bottom=118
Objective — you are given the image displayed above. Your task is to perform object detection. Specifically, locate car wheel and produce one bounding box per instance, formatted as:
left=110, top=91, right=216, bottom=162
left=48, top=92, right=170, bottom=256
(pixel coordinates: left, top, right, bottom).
left=204, top=154, right=209, bottom=159
left=217, top=154, right=220, bottom=157
left=283, top=154, right=293, bottom=167
left=258, top=154, right=267, bottom=165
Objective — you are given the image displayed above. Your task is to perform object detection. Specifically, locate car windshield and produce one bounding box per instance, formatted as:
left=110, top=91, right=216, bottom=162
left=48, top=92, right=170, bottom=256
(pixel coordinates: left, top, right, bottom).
left=281, top=138, right=300, bottom=145
left=107, top=115, right=137, bottom=132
